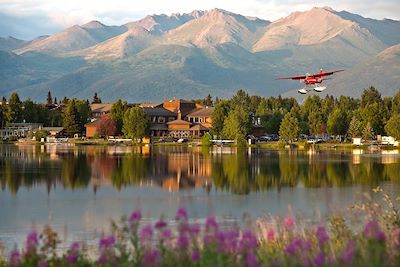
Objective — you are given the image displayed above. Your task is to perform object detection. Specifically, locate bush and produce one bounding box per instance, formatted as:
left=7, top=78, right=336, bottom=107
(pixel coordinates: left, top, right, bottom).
left=35, top=129, right=49, bottom=142
left=201, top=133, right=212, bottom=146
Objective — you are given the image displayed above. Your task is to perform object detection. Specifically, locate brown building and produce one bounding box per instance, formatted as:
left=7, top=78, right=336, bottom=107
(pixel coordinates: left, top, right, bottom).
left=86, top=99, right=214, bottom=138
left=186, top=107, right=214, bottom=129
left=85, top=119, right=102, bottom=138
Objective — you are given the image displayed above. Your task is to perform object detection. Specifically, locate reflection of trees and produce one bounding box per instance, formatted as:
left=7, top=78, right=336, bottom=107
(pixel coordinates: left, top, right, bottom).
left=111, top=154, right=148, bottom=190
left=61, top=155, right=91, bottom=189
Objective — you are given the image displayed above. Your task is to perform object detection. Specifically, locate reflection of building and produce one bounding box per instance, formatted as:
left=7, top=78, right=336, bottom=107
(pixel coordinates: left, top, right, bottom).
left=161, top=152, right=212, bottom=192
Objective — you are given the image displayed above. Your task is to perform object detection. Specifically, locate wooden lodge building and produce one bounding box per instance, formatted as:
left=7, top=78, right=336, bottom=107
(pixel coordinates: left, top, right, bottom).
left=86, top=99, right=214, bottom=138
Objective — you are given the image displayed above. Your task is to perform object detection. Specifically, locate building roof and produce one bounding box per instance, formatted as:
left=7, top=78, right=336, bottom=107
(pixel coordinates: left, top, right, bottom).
left=85, top=119, right=102, bottom=127
left=187, top=107, right=214, bottom=117
left=167, top=119, right=192, bottom=125
left=91, top=103, right=113, bottom=113
left=139, top=103, right=162, bottom=108
left=164, top=98, right=193, bottom=104
left=149, top=124, right=168, bottom=131
left=143, top=107, right=177, bottom=117
left=42, top=127, right=65, bottom=132
left=190, top=124, right=209, bottom=131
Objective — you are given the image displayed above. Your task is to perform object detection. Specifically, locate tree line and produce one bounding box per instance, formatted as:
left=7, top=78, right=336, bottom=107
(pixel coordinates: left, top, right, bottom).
left=1, top=87, right=399, bottom=141
left=212, top=87, right=400, bottom=142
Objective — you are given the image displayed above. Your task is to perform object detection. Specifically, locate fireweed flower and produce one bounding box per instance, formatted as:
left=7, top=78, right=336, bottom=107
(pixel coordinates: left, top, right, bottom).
left=205, top=216, right=219, bottom=233
left=129, top=210, right=142, bottom=224
left=364, top=220, right=386, bottom=241
left=341, top=240, right=355, bottom=266
left=67, top=242, right=80, bottom=263
left=161, top=228, right=172, bottom=241
left=191, top=250, right=200, bottom=262
left=265, top=229, right=275, bottom=242
left=239, top=230, right=258, bottom=253
left=8, top=248, right=21, bottom=267
left=24, top=230, right=39, bottom=256
left=38, top=258, right=47, bottom=267
left=175, top=207, right=188, bottom=221
left=246, top=252, right=260, bottom=267
left=140, top=224, right=154, bottom=244
left=284, top=214, right=295, bottom=230
left=314, top=251, right=325, bottom=267
left=99, top=235, right=116, bottom=249
left=190, top=223, right=201, bottom=236
left=142, top=249, right=161, bottom=267
left=155, top=219, right=167, bottom=230
left=316, top=226, right=329, bottom=246
left=176, top=233, right=190, bottom=250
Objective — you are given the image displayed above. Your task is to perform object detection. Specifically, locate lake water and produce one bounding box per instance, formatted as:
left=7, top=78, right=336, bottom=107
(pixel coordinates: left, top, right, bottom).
left=1, top=144, right=400, bottom=251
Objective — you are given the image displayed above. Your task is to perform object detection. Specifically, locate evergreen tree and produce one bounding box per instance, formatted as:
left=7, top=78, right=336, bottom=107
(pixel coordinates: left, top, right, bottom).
left=92, top=92, right=102, bottom=104
left=75, top=99, right=91, bottom=133
left=54, top=97, right=57, bottom=105
left=362, top=122, right=375, bottom=140
left=22, top=98, right=36, bottom=123
left=392, top=90, right=400, bottom=114
left=63, top=100, right=80, bottom=137
left=348, top=115, right=363, bottom=138
left=222, top=106, right=252, bottom=139
left=360, top=86, right=382, bottom=108
left=384, top=113, right=400, bottom=140
left=0, top=96, right=8, bottom=128
left=327, top=108, right=348, bottom=136
left=211, top=100, right=231, bottom=138
left=62, top=97, right=69, bottom=105
left=279, top=110, right=299, bottom=143
left=47, top=91, right=53, bottom=105
left=204, top=94, right=213, bottom=106
left=7, top=92, right=22, bottom=123
left=111, top=99, right=128, bottom=134
left=122, top=107, right=149, bottom=141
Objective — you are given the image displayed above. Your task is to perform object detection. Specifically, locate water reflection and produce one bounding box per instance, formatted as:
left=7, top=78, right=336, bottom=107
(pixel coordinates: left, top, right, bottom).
left=1, top=145, right=400, bottom=195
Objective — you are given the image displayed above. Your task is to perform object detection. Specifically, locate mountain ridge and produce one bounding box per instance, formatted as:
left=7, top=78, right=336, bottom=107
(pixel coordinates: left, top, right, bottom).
left=0, top=7, right=399, bottom=101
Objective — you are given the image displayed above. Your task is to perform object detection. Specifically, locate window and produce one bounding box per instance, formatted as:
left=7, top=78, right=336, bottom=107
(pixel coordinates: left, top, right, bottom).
left=158, top=117, right=165, bottom=123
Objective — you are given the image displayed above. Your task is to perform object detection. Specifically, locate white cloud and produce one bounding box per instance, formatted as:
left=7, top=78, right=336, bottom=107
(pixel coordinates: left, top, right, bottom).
left=0, top=0, right=399, bottom=39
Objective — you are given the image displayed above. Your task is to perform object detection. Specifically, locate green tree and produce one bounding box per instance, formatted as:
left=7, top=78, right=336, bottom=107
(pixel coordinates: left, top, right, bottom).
left=204, top=94, right=213, bottom=106
left=392, top=90, right=400, bottom=114
left=222, top=106, right=252, bottom=140
left=22, top=98, right=36, bottom=123
left=7, top=92, right=22, bottom=123
left=92, top=92, right=102, bottom=104
left=0, top=96, right=8, bottom=128
left=231, top=89, right=251, bottom=112
left=111, top=99, right=128, bottom=134
left=385, top=113, right=400, bottom=140
left=348, top=115, right=363, bottom=138
left=63, top=100, right=80, bottom=137
left=47, top=91, right=53, bottom=105
left=362, top=121, right=375, bottom=140
left=279, top=111, right=299, bottom=143
left=122, top=107, right=149, bottom=141
left=327, top=108, right=348, bottom=136
left=362, top=102, right=385, bottom=135
left=75, top=99, right=91, bottom=133
left=360, top=86, right=382, bottom=108
left=211, top=100, right=231, bottom=137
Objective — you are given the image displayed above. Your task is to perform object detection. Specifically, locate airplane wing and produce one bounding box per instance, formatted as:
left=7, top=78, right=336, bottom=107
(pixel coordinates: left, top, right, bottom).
left=313, top=69, right=344, bottom=78
left=276, top=75, right=307, bottom=80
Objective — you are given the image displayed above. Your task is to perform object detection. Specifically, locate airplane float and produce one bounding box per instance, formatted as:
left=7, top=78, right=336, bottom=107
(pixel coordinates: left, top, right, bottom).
left=277, top=69, right=344, bottom=94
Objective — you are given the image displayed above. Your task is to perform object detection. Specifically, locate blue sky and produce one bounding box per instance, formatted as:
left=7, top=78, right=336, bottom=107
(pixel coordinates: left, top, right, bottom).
left=1, top=0, right=399, bottom=40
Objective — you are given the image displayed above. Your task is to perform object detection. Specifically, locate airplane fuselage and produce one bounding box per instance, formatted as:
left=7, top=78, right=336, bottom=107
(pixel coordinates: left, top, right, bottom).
left=303, top=77, right=323, bottom=84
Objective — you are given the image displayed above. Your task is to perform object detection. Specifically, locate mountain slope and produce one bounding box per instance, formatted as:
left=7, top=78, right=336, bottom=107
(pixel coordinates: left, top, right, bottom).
left=161, top=9, right=269, bottom=49
left=14, top=22, right=126, bottom=55
left=1, top=7, right=399, bottom=101
left=0, top=36, right=27, bottom=51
